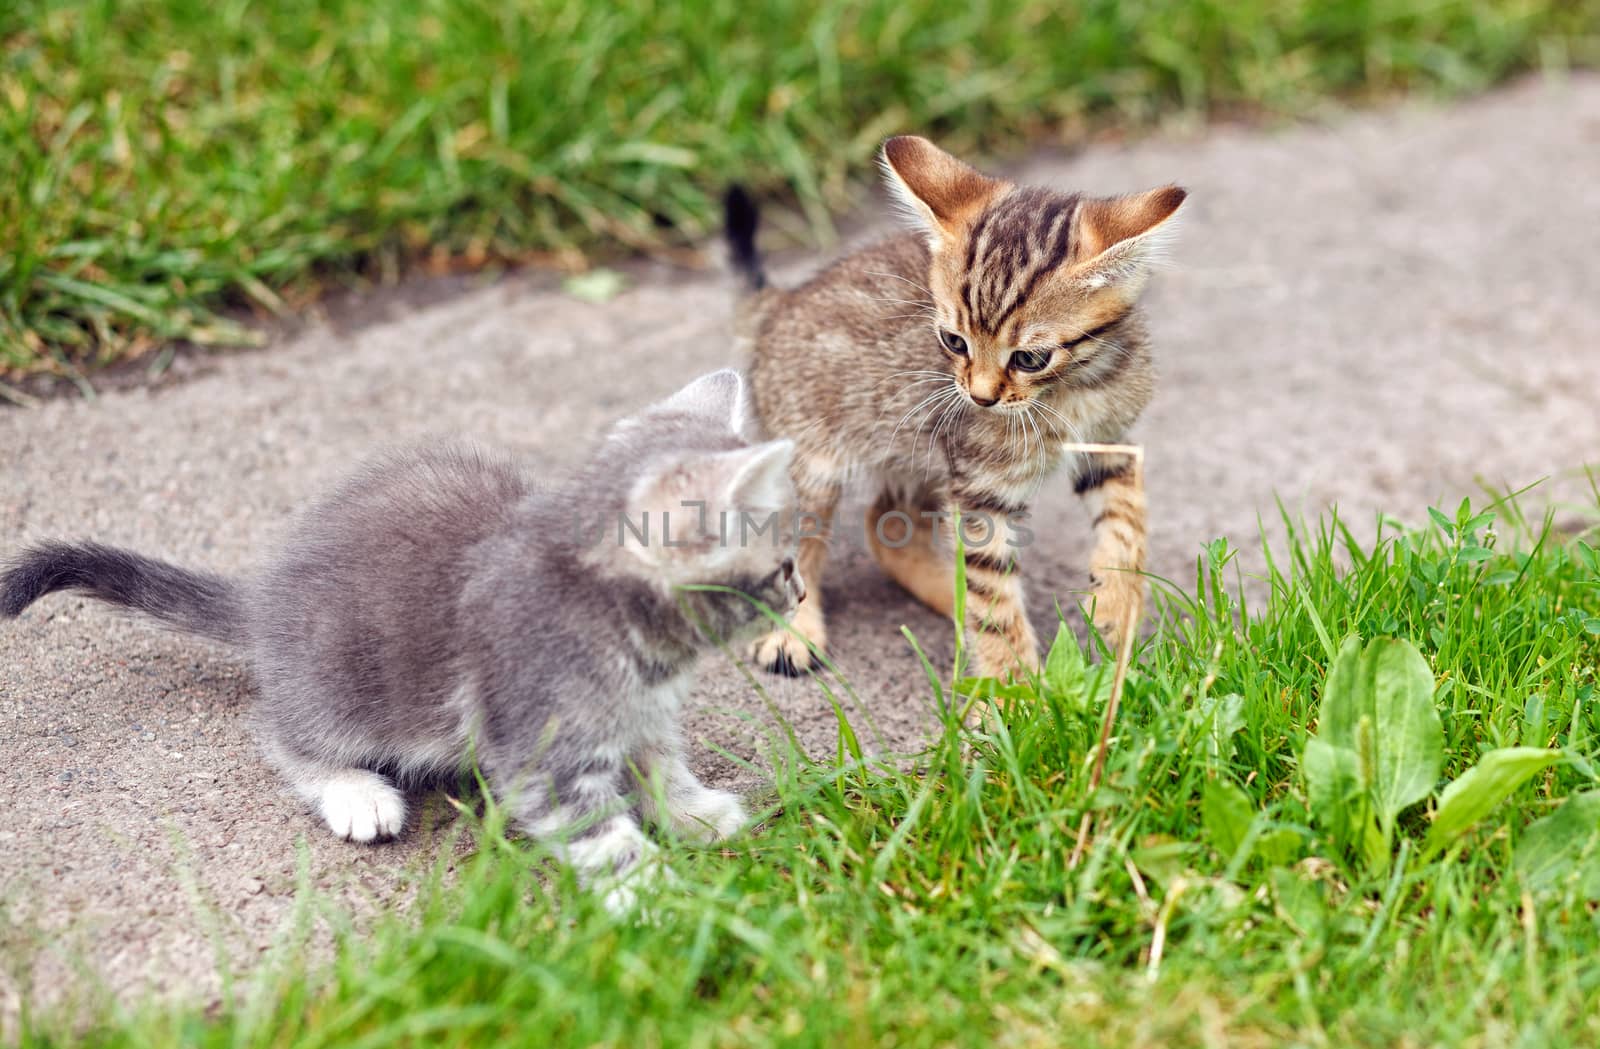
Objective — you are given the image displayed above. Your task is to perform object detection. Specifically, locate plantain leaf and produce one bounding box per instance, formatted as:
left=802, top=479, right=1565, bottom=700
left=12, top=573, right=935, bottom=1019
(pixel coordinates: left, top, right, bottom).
left=1515, top=791, right=1600, bottom=897
left=1203, top=778, right=1255, bottom=865
left=1315, top=636, right=1443, bottom=834
left=1426, top=747, right=1563, bottom=852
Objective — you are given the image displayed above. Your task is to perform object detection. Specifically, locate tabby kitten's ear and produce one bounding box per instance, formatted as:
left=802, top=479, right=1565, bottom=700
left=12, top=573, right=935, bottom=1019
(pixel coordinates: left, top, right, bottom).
left=880, top=136, right=1008, bottom=247
left=655, top=368, right=758, bottom=437
left=1073, top=185, right=1188, bottom=296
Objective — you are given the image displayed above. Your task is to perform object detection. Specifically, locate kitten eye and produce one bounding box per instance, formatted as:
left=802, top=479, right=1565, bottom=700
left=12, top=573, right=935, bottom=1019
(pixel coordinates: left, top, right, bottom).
left=1010, top=349, right=1052, bottom=373
left=938, top=330, right=968, bottom=356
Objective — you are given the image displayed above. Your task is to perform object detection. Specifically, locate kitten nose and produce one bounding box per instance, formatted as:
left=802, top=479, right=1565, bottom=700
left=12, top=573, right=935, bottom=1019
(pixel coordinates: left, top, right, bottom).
left=969, top=393, right=998, bottom=408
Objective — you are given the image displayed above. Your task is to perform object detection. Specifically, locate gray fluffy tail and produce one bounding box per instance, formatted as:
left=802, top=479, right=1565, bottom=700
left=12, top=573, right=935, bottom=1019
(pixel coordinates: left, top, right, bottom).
left=722, top=185, right=767, bottom=293
left=1, top=540, right=246, bottom=645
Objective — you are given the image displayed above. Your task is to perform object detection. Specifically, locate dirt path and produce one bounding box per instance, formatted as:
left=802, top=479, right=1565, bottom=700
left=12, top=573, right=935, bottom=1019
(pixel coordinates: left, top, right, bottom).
left=4, top=75, right=1598, bottom=1021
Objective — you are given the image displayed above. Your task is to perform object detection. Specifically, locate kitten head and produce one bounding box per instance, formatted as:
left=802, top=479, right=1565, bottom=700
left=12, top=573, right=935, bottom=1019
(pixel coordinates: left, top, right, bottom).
left=590, top=370, right=799, bottom=606
left=881, top=135, right=1186, bottom=409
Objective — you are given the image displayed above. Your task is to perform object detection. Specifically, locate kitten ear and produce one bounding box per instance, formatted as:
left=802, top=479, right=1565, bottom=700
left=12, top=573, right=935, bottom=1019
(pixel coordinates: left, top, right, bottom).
left=1073, top=185, right=1188, bottom=294
left=880, top=136, right=1007, bottom=246
left=627, top=440, right=794, bottom=520
left=722, top=439, right=794, bottom=512
left=620, top=441, right=794, bottom=570
left=656, top=368, right=755, bottom=435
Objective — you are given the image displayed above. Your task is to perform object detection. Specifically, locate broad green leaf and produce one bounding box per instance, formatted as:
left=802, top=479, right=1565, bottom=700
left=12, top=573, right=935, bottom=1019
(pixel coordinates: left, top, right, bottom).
left=1316, top=636, right=1367, bottom=746
left=1426, top=747, right=1563, bottom=851
left=1042, top=624, right=1091, bottom=710
left=1271, top=868, right=1326, bottom=938
left=1315, top=636, right=1443, bottom=833
left=1516, top=791, right=1600, bottom=898
left=1129, top=839, right=1194, bottom=886
left=1302, top=738, right=1361, bottom=826
left=1256, top=828, right=1303, bottom=867
left=1203, top=778, right=1254, bottom=864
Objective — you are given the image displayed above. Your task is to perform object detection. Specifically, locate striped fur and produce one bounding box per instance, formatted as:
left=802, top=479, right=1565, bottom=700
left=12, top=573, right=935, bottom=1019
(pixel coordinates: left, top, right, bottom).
left=734, top=136, right=1184, bottom=679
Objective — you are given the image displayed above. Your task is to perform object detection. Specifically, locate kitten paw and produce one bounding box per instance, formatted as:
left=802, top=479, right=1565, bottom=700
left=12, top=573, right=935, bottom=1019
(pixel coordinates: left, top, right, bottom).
left=1089, top=576, right=1144, bottom=654
left=318, top=772, right=406, bottom=843
left=579, top=831, right=674, bottom=919
left=749, top=601, right=826, bottom=676
left=671, top=788, right=748, bottom=843
left=973, top=629, right=1042, bottom=683
left=750, top=629, right=816, bottom=676
left=597, top=860, right=678, bottom=919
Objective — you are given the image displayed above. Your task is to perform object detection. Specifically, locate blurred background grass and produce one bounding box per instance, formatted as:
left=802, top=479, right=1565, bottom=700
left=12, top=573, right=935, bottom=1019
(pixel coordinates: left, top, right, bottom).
left=2, top=0, right=1596, bottom=377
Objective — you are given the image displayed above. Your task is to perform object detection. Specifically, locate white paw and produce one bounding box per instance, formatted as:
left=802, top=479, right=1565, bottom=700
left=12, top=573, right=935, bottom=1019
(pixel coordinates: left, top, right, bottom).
left=318, top=772, right=405, bottom=843
left=600, top=879, right=640, bottom=916
left=672, top=788, right=748, bottom=843
left=597, top=860, right=679, bottom=920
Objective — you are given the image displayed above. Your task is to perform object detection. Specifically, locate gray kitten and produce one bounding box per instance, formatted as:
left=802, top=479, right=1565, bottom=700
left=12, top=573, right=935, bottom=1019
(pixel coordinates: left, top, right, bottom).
left=2, top=370, right=803, bottom=911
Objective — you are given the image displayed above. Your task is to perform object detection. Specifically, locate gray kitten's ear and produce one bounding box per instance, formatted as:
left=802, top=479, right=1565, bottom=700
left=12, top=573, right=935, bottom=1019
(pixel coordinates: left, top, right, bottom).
left=627, top=440, right=793, bottom=518
left=722, top=439, right=794, bottom=512
left=656, top=368, right=757, bottom=436
left=1071, top=186, right=1188, bottom=296
left=880, top=136, right=1008, bottom=247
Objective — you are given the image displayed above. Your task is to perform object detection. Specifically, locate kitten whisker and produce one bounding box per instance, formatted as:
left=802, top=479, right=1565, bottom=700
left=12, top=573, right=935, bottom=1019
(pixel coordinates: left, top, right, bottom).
left=1031, top=398, right=1087, bottom=448
left=863, top=294, right=936, bottom=311
left=888, top=383, right=960, bottom=445
left=862, top=269, right=935, bottom=298
left=1023, top=404, right=1045, bottom=462
left=875, top=369, right=953, bottom=390
left=877, top=376, right=956, bottom=406
left=908, top=387, right=960, bottom=461
left=923, top=396, right=966, bottom=478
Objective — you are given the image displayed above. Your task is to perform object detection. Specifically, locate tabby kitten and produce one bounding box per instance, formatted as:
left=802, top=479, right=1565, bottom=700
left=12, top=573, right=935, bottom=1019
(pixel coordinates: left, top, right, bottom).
left=726, top=136, right=1185, bottom=678
left=2, top=371, right=802, bottom=912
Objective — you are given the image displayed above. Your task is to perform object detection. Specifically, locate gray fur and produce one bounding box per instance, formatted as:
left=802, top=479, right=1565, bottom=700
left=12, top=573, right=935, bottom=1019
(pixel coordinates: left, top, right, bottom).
left=2, top=370, right=801, bottom=911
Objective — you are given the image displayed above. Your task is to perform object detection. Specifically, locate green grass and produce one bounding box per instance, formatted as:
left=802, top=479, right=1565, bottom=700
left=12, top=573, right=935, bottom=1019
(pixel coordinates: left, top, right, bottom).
left=14, top=485, right=1600, bottom=1047
left=3, top=0, right=1597, bottom=377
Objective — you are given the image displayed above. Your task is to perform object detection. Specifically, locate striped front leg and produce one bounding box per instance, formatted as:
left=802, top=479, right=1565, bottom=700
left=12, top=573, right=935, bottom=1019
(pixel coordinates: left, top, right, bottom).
left=949, top=485, right=1040, bottom=681
left=1076, top=454, right=1147, bottom=652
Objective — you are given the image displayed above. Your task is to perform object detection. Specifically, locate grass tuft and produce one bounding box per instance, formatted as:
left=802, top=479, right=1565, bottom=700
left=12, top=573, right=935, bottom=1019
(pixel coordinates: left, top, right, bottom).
left=3, top=0, right=1598, bottom=374
left=15, top=486, right=1600, bottom=1046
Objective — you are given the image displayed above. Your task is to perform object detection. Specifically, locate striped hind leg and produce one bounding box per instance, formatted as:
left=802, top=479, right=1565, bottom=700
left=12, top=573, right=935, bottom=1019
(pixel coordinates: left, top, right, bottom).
left=1076, top=455, right=1148, bottom=652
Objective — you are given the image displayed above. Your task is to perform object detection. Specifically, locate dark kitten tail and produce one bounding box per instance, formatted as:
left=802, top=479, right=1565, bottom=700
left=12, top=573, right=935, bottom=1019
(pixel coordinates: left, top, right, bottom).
left=722, top=185, right=766, bottom=293
left=1, top=540, right=246, bottom=644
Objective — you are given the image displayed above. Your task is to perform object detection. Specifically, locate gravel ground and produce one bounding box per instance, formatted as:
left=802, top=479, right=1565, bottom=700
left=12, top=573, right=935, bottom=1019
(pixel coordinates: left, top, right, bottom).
left=3, top=74, right=1598, bottom=1022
